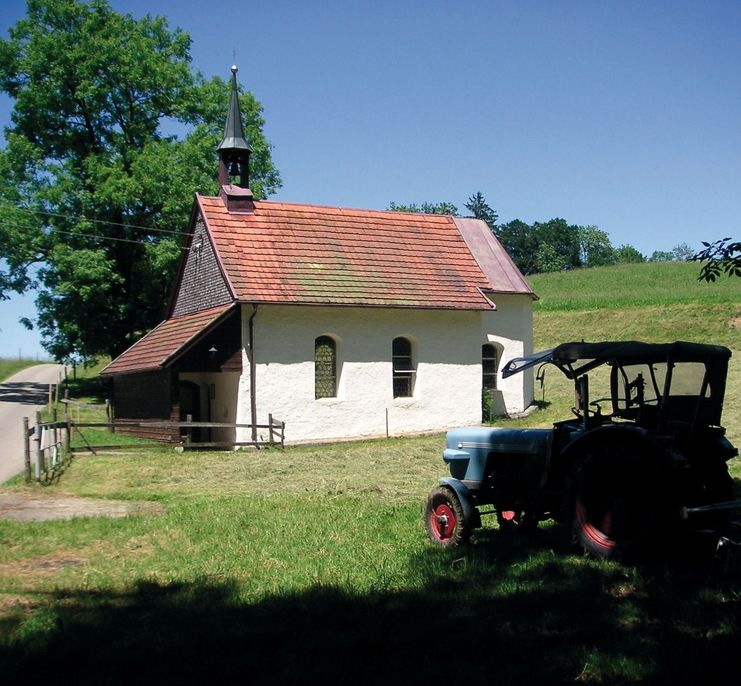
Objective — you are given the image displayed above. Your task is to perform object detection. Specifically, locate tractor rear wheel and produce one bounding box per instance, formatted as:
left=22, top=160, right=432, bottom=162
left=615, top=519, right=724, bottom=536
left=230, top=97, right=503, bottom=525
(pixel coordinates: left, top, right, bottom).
left=572, top=444, right=671, bottom=560
left=425, top=486, right=471, bottom=546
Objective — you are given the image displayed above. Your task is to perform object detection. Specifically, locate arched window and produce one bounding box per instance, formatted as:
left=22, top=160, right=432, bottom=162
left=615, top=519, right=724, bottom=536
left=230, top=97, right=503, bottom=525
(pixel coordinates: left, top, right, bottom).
left=315, top=336, right=337, bottom=399
left=482, top=343, right=498, bottom=422
left=392, top=337, right=415, bottom=398
left=482, top=343, right=498, bottom=392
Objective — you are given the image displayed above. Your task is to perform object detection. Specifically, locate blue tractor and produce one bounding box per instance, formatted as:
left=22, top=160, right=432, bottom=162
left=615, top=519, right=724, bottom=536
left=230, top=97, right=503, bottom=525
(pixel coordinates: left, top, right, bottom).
left=425, top=341, right=739, bottom=558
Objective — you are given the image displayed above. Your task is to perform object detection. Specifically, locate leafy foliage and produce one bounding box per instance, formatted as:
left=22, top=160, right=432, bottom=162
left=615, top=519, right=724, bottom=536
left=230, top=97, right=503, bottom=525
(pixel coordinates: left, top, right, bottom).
left=615, top=244, right=645, bottom=264
left=649, top=250, right=674, bottom=263
left=578, top=225, right=616, bottom=268
left=0, top=0, right=281, bottom=361
left=692, top=237, right=741, bottom=281
left=496, top=218, right=582, bottom=275
left=388, top=200, right=459, bottom=215
left=671, top=242, right=694, bottom=262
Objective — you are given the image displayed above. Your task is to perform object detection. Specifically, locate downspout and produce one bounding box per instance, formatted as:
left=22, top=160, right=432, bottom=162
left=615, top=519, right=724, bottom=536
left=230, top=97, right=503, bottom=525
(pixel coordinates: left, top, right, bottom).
left=248, top=304, right=258, bottom=444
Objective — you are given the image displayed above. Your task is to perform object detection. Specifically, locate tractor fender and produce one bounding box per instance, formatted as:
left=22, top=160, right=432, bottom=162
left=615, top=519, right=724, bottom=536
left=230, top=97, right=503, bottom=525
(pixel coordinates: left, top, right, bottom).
left=438, top=477, right=479, bottom=528
left=709, top=433, right=739, bottom=463
left=559, top=424, right=679, bottom=471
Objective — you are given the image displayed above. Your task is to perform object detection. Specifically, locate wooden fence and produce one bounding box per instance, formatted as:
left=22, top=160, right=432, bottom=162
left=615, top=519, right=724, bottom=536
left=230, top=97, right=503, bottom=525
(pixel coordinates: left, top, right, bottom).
left=22, top=411, right=285, bottom=483
left=22, top=411, right=71, bottom=483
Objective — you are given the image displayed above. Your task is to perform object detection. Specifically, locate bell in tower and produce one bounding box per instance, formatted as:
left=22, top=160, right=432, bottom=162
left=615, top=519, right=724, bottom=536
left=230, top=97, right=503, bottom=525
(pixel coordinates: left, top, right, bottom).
left=217, top=65, right=252, bottom=189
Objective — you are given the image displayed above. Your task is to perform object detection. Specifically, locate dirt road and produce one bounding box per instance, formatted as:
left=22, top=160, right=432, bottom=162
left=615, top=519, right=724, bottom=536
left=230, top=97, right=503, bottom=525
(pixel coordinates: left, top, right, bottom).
left=0, top=364, right=66, bottom=484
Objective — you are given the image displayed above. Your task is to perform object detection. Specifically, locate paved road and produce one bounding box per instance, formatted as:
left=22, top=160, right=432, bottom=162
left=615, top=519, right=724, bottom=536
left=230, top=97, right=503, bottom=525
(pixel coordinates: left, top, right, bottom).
left=0, top=364, right=66, bottom=484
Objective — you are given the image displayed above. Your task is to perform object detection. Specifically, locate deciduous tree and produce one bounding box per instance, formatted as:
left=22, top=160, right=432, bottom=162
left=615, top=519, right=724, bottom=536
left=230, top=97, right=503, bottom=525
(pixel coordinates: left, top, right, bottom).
left=615, top=245, right=645, bottom=264
left=388, top=201, right=459, bottom=215
left=578, top=225, right=617, bottom=268
left=0, top=0, right=280, bottom=361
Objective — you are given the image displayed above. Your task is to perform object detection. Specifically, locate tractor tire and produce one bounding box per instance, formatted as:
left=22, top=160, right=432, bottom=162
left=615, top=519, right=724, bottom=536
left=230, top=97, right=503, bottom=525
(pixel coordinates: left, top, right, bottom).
left=571, top=442, right=672, bottom=560
left=425, top=486, right=471, bottom=547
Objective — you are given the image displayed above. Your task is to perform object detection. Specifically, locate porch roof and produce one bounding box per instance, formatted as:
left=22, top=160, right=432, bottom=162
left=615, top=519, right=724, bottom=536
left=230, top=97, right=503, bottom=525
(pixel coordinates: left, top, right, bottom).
left=100, top=304, right=235, bottom=376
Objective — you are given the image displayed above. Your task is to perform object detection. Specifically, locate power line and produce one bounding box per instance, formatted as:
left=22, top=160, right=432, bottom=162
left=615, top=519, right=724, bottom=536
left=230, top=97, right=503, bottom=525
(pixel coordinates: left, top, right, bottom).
left=0, top=202, right=192, bottom=238
left=0, top=221, right=193, bottom=251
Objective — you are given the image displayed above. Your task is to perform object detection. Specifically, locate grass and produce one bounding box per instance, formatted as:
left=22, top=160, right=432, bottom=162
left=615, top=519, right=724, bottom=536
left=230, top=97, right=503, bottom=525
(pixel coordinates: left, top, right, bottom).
left=1, top=262, right=740, bottom=684
left=529, top=261, right=741, bottom=312
left=519, top=263, right=741, bottom=447
left=1, top=443, right=739, bottom=684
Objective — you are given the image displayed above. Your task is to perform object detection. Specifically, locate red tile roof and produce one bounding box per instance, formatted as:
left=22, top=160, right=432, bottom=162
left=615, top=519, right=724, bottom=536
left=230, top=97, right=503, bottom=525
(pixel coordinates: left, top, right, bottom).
left=100, top=304, right=234, bottom=376
left=197, top=196, right=534, bottom=310
left=103, top=197, right=535, bottom=376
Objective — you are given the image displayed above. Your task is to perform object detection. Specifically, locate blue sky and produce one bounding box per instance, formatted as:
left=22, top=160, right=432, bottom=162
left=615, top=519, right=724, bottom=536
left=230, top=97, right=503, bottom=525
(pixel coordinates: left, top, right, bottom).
left=1, top=0, right=739, bottom=358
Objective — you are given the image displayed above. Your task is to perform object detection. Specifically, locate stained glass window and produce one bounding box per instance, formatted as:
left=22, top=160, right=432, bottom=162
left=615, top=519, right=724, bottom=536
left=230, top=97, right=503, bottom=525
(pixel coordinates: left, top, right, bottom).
left=315, top=336, right=337, bottom=399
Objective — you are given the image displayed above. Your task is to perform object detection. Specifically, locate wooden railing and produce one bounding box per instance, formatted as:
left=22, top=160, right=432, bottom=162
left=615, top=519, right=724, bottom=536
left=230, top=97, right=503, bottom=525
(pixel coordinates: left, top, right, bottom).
left=21, top=412, right=285, bottom=483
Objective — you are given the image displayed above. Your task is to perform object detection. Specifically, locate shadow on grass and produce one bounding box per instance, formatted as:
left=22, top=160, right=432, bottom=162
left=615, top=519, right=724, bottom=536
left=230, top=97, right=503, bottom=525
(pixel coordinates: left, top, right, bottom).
left=1, top=525, right=740, bottom=685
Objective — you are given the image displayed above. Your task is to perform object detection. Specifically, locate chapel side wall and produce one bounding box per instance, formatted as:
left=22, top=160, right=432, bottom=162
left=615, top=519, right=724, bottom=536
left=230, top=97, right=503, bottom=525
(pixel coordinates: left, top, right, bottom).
left=235, top=304, right=531, bottom=444
left=481, top=294, right=535, bottom=415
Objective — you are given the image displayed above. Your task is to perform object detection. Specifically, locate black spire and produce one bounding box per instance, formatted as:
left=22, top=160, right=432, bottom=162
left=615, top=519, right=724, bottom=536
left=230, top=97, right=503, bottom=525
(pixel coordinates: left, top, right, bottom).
left=217, top=65, right=252, bottom=188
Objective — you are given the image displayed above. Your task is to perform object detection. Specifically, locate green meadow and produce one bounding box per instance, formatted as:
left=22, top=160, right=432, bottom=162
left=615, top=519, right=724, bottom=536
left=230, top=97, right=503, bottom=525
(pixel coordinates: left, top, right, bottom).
left=0, top=262, right=739, bottom=684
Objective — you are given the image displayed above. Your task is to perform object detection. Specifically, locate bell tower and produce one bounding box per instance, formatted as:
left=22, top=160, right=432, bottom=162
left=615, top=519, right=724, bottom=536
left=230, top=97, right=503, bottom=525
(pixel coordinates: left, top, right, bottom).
left=217, top=65, right=252, bottom=189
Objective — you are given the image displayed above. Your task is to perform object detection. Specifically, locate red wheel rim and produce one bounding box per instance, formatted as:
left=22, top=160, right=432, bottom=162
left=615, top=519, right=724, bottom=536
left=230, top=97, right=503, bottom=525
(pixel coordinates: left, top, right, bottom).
left=576, top=499, right=616, bottom=550
left=430, top=503, right=456, bottom=541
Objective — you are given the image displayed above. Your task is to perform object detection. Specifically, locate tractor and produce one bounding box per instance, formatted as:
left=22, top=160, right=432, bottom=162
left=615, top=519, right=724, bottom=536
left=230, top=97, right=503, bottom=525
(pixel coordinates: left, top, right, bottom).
left=425, top=341, right=739, bottom=558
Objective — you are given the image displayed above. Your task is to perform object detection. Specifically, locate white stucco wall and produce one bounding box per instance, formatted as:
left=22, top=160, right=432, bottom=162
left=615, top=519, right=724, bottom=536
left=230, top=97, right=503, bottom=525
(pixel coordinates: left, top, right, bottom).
left=235, top=301, right=533, bottom=444
left=481, top=294, right=535, bottom=415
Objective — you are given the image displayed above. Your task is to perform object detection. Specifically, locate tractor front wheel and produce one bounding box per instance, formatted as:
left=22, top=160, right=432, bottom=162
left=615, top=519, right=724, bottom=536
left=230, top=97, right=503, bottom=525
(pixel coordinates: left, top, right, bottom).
left=425, top=486, right=471, bottom=546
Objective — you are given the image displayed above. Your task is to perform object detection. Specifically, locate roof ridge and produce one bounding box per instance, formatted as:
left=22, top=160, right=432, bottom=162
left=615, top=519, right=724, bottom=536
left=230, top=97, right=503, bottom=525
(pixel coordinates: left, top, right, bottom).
left=199, top=195, right=457, bottom=219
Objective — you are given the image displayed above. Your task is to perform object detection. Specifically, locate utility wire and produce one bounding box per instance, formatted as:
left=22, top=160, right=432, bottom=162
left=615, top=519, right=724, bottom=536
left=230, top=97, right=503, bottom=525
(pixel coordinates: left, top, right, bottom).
left=0, top=221, right=193, bottom=251
left=0, top=202, right=193, bottom=237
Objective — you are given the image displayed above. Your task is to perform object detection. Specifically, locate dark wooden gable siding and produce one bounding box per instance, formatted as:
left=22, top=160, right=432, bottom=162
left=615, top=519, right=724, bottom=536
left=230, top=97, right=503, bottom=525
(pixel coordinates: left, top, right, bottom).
left=172, top=216, right=233, bottom=317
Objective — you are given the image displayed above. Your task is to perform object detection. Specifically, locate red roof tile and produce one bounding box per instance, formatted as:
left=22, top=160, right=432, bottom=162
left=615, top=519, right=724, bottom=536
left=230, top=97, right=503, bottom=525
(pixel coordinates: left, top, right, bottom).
left=100, top=304, right=234, bottom=376
left=197, top=196, right=534, bottom=310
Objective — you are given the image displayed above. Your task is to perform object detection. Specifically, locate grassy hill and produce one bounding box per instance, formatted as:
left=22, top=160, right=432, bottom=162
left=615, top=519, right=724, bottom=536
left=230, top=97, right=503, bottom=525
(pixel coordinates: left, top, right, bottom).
left=529, top=261, right=740, bottom=347
left=511, top=262, right=740, bottom=445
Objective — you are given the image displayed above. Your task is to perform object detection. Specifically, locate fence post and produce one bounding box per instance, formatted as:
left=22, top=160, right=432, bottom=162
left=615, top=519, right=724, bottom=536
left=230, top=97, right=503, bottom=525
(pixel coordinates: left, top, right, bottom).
left=106, top=399, right=115, bottom=433
left=268, top=413, right=273, bottom=445
left=23, top=417, right=31, bottom=483
left=184, top=414, right=192, bottom=446
left=34, top=411, right=43, bottom=482
left=52, top=421, right=59, bottom=467
left=64, top=416, right=71, bottom=453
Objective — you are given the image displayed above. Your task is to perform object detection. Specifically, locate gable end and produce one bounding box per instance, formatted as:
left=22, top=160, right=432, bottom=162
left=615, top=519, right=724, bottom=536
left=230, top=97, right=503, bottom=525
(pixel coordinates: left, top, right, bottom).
left=172, top=216, right=233, bottom=317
